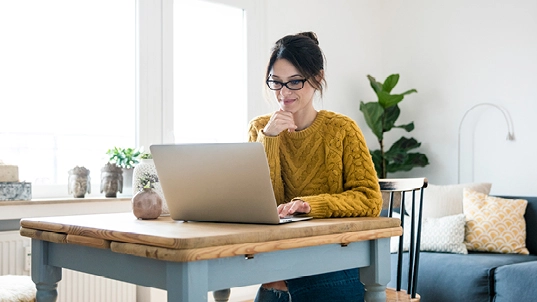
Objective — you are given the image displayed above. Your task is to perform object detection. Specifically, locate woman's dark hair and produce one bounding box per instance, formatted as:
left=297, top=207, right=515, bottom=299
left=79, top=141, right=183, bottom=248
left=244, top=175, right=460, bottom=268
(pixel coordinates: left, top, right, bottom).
left=266, top=32, right=327, bottom=96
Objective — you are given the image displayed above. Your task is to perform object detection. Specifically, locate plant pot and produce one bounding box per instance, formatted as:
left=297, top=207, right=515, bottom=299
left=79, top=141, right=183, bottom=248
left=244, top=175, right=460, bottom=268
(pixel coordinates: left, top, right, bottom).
left=123, top=168, right=133, bottom=189
left=132, top=159, right=169, bottom=215
left=132, top=188, right=162, bottom=219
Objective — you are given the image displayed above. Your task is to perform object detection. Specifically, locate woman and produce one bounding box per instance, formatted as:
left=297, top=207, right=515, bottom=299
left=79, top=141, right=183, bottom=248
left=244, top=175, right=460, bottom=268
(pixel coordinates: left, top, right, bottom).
left=248, top=32, right=383, bottom=302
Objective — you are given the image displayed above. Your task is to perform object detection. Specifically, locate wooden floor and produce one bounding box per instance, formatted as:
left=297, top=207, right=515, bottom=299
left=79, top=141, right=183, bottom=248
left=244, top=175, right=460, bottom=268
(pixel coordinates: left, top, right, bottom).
left=386, top=288, right=421, bottom=302
left=213, top=287, right=420, bottom=302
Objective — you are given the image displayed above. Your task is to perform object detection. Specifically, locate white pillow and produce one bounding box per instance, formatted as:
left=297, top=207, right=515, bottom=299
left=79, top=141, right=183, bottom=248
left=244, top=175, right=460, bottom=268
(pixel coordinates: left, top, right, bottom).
left=405, top=182, right=492, bottom=218
left=390, top=212, right=468, bottom=254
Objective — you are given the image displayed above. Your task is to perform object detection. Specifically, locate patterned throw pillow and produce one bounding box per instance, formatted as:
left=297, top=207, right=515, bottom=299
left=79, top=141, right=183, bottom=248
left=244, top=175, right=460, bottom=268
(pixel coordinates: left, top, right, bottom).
left=463, top=189, right=529, bottom=254
left=390, top=213, right=467, bottom=254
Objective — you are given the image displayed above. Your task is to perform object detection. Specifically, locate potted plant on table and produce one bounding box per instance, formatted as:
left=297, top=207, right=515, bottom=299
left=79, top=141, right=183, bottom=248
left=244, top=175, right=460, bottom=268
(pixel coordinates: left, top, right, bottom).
left=132, top=172, right=162, bottom=219
left=132, top=151, right=169, bottom=214
left=359, top=74, right=429, bottom=179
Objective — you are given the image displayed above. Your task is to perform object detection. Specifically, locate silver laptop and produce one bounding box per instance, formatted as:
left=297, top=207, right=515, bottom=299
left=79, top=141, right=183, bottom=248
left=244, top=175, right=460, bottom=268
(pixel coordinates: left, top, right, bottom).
left=149, top=142, right=313, bottom=224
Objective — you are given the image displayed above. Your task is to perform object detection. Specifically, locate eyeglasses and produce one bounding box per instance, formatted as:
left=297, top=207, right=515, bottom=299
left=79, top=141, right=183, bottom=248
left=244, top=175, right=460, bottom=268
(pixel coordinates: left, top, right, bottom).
left=266, top=79, right=307, bottom=90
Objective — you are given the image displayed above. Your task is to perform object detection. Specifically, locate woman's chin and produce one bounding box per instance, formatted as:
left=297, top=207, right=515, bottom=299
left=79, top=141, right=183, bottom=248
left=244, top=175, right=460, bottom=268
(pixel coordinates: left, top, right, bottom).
left=279, top=102, right=297, bottom=112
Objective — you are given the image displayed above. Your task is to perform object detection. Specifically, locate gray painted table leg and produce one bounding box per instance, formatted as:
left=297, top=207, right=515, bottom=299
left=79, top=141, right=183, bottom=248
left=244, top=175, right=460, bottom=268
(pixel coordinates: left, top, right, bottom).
left=31, top=239, right=62, bottom=302
left=213, top=288, right=231, bottom=302
left=167, top=260, right=209, bottom=302
left=361, top=238, right=390, bottom=302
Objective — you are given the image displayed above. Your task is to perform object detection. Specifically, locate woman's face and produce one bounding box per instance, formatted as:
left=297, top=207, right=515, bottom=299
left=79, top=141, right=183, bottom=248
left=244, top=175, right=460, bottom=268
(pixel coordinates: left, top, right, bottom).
left=268, top=59, right=316, bottom=114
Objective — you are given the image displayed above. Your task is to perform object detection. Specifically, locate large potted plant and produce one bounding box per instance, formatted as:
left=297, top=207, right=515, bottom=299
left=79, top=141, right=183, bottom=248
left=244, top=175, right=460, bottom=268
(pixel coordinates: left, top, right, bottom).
left=106, top=147, right=143, bottom=188
left=359, top=74, right=429, bottom=179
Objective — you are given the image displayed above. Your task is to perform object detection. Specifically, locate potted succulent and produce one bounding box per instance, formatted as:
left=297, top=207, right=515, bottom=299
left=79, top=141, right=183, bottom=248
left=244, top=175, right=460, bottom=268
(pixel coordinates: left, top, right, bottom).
left=359, top=74, right=429, bottom=179
left=132, top=151, right=169, bottom=214
left=106, top=147, right=143, bottom=188
left=132, top=172, right=162, bottom=219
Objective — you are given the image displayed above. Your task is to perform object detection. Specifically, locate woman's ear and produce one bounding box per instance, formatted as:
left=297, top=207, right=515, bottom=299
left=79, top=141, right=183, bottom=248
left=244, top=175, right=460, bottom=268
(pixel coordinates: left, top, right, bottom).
left=315, top=70, right=325, bottom=88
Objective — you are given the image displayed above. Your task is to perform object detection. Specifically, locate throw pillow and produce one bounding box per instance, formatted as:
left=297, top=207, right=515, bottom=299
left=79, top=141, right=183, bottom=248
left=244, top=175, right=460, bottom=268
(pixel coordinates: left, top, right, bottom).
left=405, top=182, right=492, bottom=218
left=390, top=212, right=467, bottom=254
left=463, top=189, right=529, bottom=254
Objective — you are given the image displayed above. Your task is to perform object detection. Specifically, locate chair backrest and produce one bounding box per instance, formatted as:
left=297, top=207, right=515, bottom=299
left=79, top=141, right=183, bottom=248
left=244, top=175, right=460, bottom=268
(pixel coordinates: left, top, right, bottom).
left=380, top=177, right=428, bottom=299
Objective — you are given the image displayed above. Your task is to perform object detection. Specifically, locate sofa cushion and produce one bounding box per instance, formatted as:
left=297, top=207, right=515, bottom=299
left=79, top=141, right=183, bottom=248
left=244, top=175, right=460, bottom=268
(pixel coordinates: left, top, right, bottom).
left=464, top=189, right=529, bottom=254
left=390, top=213, right=467, bottom=254
left=497, top=195, right=537, bottom=255
left=494, top=261, right=537, bottom=302
left=405, top=182, right=492, bottom=218
left=389, top=252, right=537, bottom=302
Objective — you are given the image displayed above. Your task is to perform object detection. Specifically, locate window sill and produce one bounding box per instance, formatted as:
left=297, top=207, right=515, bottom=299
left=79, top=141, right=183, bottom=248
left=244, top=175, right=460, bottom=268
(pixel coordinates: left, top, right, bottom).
left=0, top=197, right=133, bottom=220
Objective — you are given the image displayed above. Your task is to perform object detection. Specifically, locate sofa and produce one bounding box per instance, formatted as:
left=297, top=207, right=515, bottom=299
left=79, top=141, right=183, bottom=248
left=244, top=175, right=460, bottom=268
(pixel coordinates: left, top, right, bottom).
left=384, top=184, right=537, bottom=302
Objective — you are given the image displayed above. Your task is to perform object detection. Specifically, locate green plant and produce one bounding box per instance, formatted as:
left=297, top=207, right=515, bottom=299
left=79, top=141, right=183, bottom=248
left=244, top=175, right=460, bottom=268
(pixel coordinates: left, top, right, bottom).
left=140, top=152, right=152, bottom=159
left=359, top=74, right=429, bottom=179
left=137, top=172, right=159, bottom=190
left=106, top=147, right=142, bottom=169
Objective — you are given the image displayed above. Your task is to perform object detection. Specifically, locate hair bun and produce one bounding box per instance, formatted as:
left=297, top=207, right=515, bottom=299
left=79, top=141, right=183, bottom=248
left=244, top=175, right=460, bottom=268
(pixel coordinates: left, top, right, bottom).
left=297, top=31, right=319, bottom=45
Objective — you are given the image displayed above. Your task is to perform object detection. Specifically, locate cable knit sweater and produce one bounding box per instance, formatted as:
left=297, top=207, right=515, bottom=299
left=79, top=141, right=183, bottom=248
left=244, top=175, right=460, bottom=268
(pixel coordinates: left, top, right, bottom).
left=248, top=110, right=382, bottom=218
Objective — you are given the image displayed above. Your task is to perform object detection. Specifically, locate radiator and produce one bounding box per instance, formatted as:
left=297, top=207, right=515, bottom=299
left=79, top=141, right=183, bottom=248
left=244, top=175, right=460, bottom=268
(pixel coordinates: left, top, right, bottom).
left=0, top=230, right=137, bottom=302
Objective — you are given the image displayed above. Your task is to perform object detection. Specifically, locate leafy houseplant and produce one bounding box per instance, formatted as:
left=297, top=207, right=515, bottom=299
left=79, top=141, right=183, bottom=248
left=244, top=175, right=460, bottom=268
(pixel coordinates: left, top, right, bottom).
left=359, top=74, right=429, bottom=179
left=106, top=147, right=143, bottom=169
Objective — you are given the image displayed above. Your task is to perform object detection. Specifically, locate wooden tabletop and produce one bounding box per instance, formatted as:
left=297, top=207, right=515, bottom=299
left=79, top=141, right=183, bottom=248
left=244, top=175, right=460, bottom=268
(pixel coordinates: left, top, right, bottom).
left=20, top=212, right=402, bottom=262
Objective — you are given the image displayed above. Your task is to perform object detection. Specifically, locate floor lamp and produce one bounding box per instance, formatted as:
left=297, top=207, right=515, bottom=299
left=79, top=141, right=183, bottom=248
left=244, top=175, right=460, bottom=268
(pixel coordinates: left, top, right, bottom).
left=457, top=103, right=515, bottom=184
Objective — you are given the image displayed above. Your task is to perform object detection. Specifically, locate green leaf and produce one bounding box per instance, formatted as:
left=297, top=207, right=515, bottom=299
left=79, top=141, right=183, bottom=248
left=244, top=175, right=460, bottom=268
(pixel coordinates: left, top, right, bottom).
left=367, top=75, right=383, bottom=95
left=393, top=121, right=414, bottom=132
left=378, top=91, right=404, bottom=108
left=382, top=74, right=399, bottom=93
left=387, top=153, right=429, bottom=173
left=400, top=89, right=418, bottom=96
left=387, top=137, right=422, bottom=154
left=382, top=105, right=400, bottom=132
left=370, top=149, right=383, bottom=178
left=360, top=101, right=384, bottom=140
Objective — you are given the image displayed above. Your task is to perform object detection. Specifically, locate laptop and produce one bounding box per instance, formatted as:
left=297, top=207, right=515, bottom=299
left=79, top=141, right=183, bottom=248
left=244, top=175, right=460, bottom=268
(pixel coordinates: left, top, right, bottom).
left=149, top=142, right=313, bottom=224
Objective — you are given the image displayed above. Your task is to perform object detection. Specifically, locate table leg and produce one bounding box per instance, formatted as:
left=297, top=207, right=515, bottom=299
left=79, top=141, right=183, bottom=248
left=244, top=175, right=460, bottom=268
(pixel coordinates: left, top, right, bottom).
left=213, top=289, right=231, bottom=302
left=167, top=261, right=209, bottom=302
left=31, top=239, right=62, bottom=302
left=360, top=238, right=390, bottom=302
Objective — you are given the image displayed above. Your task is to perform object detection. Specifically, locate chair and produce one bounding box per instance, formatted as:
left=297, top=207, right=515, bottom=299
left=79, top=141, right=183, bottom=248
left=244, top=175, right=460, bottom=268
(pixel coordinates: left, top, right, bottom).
left=380, top=177, right=428, bottom=302
left=0, top=275, right=36, bottom=302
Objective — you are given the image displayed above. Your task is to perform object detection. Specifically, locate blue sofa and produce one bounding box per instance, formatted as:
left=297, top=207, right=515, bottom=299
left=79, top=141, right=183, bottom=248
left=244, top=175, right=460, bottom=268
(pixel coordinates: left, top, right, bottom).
left=387, top=196, right=537, bottom=302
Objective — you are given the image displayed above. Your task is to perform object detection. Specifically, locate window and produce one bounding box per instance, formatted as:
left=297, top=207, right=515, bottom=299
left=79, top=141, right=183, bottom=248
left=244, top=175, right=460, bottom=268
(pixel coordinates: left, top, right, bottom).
left=0, top=0, right=264, bottom=199
left=0, top=1, right=135, bottom=198
left=173, top=0, right=247, bottom=143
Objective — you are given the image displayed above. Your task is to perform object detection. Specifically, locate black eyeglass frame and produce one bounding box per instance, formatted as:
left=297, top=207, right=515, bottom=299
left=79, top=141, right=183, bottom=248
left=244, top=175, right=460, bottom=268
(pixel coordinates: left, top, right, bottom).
left=266, top=79, right=308, bottom=91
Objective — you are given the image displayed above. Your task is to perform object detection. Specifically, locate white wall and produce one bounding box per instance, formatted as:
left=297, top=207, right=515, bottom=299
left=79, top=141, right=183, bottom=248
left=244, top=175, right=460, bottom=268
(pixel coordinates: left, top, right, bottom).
left=261, top=0, right=537, bottom=196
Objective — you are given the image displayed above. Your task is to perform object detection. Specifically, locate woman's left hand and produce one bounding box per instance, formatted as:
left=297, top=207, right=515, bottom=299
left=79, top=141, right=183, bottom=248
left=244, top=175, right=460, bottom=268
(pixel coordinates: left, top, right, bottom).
left=277, top=199, right=311, bottom=217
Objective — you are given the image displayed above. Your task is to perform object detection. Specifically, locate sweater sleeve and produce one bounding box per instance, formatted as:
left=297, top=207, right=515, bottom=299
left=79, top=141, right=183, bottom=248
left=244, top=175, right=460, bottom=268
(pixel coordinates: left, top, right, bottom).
left=247, top=116, right=286, bottom=204
left=296, top=120, right=383, bottom=218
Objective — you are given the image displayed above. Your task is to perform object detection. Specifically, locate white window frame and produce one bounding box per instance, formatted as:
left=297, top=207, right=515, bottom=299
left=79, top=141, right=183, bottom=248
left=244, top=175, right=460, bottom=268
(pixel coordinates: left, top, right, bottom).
left=136, top=0, right=267, bottom=150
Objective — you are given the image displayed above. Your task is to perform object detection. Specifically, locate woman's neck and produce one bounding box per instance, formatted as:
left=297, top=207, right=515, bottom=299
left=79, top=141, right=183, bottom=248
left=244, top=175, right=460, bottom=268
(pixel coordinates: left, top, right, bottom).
left=293, top=107, right=318, bottom=131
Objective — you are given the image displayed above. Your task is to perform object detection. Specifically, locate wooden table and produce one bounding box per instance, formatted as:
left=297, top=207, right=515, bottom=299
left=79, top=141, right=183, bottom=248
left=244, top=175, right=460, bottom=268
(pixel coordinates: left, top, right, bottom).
left=20, top=212, right=401, bottom=302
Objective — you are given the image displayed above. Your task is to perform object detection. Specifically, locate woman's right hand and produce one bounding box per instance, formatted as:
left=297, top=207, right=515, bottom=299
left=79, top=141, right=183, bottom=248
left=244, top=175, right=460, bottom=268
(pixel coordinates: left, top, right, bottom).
left=263, top=110, right=297, bottom=136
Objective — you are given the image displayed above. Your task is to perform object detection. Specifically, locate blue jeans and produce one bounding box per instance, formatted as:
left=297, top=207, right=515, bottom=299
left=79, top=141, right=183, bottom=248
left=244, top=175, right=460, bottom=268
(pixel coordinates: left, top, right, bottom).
left=254, top=268, right=364, bottom=302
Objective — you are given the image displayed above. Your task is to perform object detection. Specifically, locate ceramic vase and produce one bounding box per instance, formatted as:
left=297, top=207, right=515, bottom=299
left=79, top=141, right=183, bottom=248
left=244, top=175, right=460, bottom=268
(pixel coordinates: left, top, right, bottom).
left=122, top=168, right=133, bottom=189
left=132, top=188, right=162, bottom=219
left=132, top=159, right=169, bottom=214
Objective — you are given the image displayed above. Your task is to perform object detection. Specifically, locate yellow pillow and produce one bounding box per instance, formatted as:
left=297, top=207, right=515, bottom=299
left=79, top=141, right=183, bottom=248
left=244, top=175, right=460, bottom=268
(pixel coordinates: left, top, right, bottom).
left=463, top=189, right=529, bottom=254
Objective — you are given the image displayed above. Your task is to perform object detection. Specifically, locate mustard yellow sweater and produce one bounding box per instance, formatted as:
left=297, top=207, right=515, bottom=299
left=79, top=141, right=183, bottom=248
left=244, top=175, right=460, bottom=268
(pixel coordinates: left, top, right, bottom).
left=248, top=110, right=382, bottom=218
